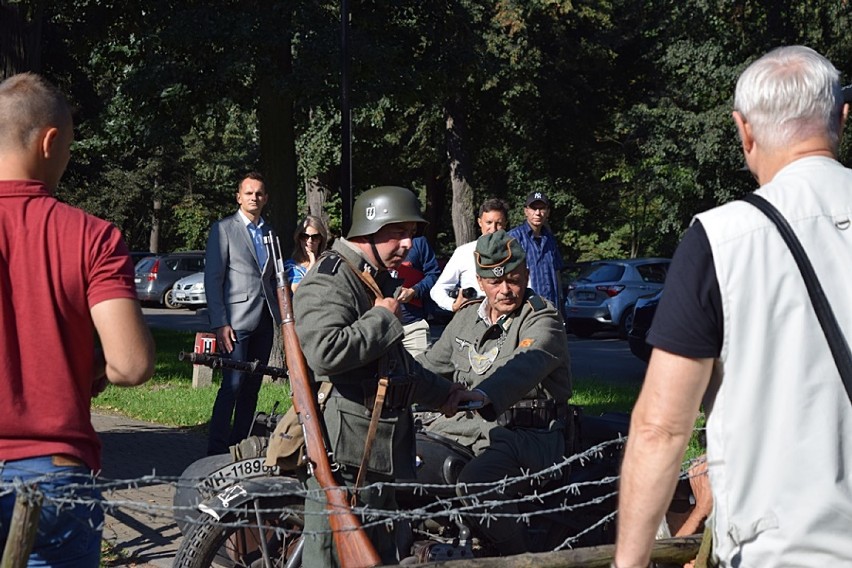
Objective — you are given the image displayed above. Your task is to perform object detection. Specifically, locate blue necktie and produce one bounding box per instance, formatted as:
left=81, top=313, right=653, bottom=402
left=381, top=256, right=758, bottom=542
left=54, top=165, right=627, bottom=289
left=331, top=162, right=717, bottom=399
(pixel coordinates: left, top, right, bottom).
left=248, top=224, right=268, bottom=268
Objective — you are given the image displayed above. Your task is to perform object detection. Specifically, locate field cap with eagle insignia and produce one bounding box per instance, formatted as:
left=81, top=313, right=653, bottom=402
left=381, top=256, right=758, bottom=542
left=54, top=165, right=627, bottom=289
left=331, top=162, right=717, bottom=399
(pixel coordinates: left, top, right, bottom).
left=474, top=230, right=526, bottom=278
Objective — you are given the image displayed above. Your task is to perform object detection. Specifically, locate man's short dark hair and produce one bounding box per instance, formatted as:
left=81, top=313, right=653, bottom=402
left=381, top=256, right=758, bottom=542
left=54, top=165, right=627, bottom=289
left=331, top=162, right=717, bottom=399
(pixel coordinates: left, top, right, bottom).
left=243, top=171, right=264, bottom=184
left=478, top=197, right=510, bottom=219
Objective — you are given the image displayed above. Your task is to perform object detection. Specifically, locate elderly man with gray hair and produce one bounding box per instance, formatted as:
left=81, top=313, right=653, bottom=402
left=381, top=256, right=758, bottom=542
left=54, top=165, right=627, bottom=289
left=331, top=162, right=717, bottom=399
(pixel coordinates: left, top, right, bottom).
left=615, top=46, right=852, bottom=567
left=418, top=229, right=572, bottom=555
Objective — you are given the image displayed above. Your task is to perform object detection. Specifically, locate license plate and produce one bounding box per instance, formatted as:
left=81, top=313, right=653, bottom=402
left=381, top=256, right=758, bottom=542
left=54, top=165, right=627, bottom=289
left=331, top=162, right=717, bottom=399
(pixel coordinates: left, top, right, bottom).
left=577, top=291, right=596, bottom=301
left=199, top=458, right=281, bottom=492
left=134, top=277, right=141, bottom=284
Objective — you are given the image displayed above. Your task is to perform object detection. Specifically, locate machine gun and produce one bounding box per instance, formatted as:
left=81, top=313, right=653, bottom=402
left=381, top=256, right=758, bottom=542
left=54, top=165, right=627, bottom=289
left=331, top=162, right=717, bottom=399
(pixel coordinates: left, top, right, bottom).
left=178, top=351, right=288, bottom=380
left=264, top=233, right=381, bottom=568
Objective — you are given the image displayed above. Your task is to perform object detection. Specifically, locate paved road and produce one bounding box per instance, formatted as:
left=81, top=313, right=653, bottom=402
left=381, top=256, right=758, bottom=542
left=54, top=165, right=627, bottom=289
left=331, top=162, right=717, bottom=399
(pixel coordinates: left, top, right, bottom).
left=143, top=306, right=211, bottom=332
left=143, top=308, right=648, bottom=387
left=568, top=333, right=647, bottom=386
left=97, top=413, right=206, bottom=568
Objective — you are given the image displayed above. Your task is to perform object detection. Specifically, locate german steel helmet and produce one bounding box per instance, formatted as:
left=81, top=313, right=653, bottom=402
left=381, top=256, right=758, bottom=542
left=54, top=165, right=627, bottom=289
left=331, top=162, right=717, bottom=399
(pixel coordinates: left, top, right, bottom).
left=347, top=186, right=427, bottom=238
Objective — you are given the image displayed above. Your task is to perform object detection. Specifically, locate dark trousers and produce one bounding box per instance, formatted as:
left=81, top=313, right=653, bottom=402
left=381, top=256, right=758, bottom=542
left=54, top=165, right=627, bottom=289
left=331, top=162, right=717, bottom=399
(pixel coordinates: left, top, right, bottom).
left=207, top=309, right=274, bottom=455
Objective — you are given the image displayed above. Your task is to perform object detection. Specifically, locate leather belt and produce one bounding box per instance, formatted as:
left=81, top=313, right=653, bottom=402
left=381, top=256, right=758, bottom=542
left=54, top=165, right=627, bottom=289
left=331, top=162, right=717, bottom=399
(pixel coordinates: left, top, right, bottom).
left=497, top=399, right=569, bottom=430
left=51, top=454, right=86, bottom=467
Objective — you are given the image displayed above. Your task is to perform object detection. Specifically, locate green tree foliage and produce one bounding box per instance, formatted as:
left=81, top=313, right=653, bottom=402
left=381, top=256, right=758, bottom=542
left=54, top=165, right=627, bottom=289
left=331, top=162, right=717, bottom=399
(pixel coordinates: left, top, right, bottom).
left=7, top=0, right=851, bottom=262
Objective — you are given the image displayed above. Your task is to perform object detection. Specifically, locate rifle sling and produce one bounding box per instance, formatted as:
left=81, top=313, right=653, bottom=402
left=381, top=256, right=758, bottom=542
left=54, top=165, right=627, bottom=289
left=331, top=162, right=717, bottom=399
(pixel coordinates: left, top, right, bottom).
left=336, top=254, right=385, bottom=300
left=352, top=376, right=389, bottom=504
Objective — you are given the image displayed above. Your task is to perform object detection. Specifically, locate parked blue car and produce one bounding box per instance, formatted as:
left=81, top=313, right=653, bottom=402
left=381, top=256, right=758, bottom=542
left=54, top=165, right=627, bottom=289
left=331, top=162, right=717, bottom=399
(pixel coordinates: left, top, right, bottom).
left=627, top=289, right=662, bottom=361
left=563, top=258, right=670, bottom=338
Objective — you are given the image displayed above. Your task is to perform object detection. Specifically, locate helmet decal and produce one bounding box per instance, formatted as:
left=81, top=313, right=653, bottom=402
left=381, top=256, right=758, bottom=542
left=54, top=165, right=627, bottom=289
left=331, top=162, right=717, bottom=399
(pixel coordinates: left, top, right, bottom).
left=347, top=186, right=426, bottom=239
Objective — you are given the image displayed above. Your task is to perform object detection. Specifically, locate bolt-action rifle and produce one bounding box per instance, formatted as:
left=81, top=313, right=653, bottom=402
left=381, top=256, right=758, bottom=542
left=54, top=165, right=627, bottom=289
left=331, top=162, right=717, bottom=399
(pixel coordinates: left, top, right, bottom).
left=264, top=233, right=381, bottom=568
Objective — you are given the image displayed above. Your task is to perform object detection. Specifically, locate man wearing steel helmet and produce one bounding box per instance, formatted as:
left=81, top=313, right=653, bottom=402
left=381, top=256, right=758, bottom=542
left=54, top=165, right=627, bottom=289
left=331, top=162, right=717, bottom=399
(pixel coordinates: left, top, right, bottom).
left=417, top=230, right=573, bottom=555
left=294, top=186, right=474, bottom=567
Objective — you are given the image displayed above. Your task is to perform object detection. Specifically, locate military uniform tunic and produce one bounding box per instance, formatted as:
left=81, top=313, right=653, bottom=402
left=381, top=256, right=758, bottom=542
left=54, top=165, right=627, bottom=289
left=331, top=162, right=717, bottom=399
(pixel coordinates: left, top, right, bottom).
left=416, top=289, right=572, bottom=553
left=294, top=238, right=454, bottom=567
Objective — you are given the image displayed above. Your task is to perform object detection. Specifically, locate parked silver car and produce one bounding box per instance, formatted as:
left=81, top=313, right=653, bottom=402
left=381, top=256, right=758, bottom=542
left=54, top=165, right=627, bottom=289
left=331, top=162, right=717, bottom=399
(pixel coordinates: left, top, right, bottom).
left=135, top=252, right=205, bottom=309
left=563, top=258, right=670, bottom=338
left=172, top=271, right=206, bottom=308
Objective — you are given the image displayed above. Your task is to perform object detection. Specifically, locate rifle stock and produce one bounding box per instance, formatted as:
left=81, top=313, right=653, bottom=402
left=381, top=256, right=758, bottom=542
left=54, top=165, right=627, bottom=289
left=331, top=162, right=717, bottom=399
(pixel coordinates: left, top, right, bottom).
left=265, top=234, right=381, bottom=568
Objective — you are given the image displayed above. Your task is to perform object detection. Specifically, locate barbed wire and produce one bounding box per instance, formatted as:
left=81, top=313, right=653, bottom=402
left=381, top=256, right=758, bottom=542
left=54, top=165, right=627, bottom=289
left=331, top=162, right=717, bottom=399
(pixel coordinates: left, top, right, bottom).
left=0, top=434, right=708, bottom=553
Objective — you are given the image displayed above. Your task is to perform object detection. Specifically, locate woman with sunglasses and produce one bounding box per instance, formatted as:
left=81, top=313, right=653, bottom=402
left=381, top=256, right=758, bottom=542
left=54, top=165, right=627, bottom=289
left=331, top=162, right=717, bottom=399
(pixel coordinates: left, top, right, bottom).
left=284, top=215, right=329, bottom=292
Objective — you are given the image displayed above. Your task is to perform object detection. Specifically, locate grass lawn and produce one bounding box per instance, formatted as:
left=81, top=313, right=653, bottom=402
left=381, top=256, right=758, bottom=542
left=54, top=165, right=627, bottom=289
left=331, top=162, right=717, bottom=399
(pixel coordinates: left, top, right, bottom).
left=93, top=328, right=704, bottom=460
left=92, top=329, right=292, bottom=429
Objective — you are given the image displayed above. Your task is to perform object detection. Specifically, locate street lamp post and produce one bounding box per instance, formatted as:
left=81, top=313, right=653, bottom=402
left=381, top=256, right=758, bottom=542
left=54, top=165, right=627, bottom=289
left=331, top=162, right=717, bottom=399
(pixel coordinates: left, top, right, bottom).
left=340, top=0, right=353, bottom=235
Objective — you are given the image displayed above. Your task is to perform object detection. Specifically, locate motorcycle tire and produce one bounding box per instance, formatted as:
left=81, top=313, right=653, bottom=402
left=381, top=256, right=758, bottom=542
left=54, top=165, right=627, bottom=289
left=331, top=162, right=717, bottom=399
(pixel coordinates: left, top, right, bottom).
left=174, top=454, right=235, bottom=535
left=174, top=495, right=304, bottom=568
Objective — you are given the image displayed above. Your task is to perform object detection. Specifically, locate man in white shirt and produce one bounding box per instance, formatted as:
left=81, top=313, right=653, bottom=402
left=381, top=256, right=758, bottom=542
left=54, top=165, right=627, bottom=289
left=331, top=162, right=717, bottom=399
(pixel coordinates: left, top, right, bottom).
left=430, top=198, right=510, bottom=313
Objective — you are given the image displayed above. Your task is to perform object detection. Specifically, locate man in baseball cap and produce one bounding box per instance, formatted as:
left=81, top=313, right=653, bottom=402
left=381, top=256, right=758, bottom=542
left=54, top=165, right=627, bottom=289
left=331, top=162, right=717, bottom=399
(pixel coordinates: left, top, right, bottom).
left=524, top=191, right=551, bottom=208
left=509, top=191, right=564, bottom=308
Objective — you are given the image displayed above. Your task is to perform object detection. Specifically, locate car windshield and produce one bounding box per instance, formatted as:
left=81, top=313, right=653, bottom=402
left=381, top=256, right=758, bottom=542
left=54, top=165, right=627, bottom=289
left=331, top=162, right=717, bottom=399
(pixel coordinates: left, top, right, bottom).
left=576, top=263, right=624, bottom=283
left=135, top=258, right=156, bottom=273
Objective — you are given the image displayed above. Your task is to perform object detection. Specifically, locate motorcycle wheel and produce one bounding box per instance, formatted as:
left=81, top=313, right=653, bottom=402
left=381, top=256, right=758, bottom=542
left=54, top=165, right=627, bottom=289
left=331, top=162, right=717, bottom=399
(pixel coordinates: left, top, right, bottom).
left=173, top=497, right=304, bottom=568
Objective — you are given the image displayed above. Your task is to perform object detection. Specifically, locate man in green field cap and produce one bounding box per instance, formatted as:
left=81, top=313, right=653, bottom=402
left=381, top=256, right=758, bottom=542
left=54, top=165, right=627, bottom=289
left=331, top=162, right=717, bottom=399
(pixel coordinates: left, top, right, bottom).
left=417, top=229, right=573, bottom=556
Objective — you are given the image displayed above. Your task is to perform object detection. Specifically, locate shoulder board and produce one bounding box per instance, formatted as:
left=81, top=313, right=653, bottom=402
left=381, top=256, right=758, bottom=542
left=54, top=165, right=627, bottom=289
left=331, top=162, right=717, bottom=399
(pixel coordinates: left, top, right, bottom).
left=316, top=253, right=342, bottom=275
left=526, top=295, right=547, bottom=312
left=458, top=298, right=484, bottom=311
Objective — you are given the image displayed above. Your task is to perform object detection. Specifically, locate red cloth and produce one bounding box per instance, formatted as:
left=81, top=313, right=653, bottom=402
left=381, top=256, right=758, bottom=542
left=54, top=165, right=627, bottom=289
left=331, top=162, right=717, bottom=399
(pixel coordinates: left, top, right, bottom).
left=0, top=180, right=136, bottom=470
left=396, top=262, right=425, bottom=308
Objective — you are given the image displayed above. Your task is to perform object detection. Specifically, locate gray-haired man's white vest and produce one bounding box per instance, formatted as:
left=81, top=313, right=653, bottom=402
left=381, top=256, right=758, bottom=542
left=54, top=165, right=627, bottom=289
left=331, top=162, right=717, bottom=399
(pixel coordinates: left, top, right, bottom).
left=695, top=156, right=852, bottom=566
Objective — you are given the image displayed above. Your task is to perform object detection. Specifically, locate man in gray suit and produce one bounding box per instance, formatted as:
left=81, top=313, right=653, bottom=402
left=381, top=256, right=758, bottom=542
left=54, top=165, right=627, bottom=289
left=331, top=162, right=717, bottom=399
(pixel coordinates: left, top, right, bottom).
left=204, top=171, right=281, bottom=455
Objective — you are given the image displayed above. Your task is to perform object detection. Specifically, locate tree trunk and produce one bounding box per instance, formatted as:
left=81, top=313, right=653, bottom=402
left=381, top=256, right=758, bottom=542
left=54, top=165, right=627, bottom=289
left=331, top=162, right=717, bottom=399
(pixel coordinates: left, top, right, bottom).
left=415, top=536, right=701, bottom=567
left=257, top=13, right=296, bottom=371
left=423, top=163, right=446, bottom=246
left=305, top=167, right=337, bottom=238
left=257, top=35, right=297, bottom=255
left=0, top=0, right=45, bottom=77
left=149, top=195, right=161, bottom=254
left=445, top=98, right=476, bottom=247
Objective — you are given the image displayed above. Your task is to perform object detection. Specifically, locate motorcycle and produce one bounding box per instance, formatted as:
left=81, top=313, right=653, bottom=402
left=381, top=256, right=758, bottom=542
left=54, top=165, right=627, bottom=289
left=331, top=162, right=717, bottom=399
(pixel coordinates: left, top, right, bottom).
left=171, top=408, right=667, bottom=568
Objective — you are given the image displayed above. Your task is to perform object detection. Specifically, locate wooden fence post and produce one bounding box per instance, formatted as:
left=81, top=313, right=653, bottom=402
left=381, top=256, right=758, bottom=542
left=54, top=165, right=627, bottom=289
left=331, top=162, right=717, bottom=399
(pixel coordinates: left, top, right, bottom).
left=0, top=486, right=43, bottom=568
left=192, top=332, right=217, bottom=388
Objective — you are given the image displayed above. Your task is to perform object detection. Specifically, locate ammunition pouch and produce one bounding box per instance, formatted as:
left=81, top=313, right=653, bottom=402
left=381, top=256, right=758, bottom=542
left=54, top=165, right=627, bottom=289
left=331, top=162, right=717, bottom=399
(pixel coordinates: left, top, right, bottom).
left=497, top=398, right=569, bottom=430
left=498, top=399, right=582, bottom=456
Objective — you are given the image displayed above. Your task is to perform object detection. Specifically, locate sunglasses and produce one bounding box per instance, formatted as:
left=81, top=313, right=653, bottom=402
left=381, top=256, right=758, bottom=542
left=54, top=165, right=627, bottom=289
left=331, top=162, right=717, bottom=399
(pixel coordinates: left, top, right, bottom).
left=300, top=233, right=322, bottom=242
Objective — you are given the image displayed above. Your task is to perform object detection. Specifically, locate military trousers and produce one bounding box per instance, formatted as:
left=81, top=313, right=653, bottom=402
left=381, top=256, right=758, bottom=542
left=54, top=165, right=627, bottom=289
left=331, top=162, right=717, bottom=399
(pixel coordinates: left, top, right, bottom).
left=302, top=467, right=399, bottom=568
left=456, top=424, right=565, bottom=555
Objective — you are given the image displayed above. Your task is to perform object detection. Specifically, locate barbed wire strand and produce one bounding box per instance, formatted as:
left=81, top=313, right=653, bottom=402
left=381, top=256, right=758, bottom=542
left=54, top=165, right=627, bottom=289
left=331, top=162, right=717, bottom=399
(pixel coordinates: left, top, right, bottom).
left=0, top=433, right=708, bottom=551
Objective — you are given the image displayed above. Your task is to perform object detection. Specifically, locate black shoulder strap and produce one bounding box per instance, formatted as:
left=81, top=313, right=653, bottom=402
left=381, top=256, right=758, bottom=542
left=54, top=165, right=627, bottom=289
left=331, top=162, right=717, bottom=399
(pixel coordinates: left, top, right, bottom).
left=742, top=193, right=852, bottom=405
left=316, top=252, right=343, bottom=275
left=526, top=294, right=547, bottom=312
